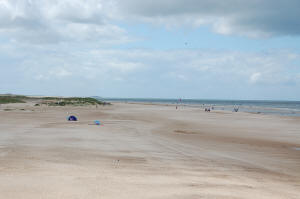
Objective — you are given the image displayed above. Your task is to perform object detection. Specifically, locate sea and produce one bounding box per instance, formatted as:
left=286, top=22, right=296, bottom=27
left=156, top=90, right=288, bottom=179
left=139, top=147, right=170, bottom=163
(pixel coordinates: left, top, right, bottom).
left=98, top=98, right=300, bottom=117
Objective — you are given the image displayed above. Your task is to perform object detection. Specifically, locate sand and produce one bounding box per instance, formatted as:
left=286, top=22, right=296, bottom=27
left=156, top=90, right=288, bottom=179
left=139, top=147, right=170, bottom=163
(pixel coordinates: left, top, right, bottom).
left=0, top=102, right=299, bottom=199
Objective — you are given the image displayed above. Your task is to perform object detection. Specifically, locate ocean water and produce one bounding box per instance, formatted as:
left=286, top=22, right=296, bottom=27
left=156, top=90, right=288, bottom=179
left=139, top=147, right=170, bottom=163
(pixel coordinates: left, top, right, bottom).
left=98, top=98, right=300, bottom=117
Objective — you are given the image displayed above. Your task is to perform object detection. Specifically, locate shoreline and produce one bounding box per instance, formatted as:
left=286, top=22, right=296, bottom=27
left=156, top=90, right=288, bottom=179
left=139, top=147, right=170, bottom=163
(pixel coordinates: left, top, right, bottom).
left=107, top=101, right=300, bottom=117
left=2, top=100, right=300, bottom=119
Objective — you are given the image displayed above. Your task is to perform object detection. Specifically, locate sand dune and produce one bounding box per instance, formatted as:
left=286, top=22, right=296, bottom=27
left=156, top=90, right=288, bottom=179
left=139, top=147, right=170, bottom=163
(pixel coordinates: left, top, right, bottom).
left=0, top=102, right=299, bottom=199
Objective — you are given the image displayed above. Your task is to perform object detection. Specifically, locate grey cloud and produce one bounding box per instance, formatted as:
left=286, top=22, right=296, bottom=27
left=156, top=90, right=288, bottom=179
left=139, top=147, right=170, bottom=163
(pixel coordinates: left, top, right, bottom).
left=116, top=0, right=237, bottom=16
left=1, top=0, right=299, bottom=43
left=114, top=0, right=300, bottom=37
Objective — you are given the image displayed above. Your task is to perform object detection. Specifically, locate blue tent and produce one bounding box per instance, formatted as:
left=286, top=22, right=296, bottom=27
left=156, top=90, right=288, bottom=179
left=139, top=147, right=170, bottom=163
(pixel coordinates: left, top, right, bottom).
left=68, top=115, right=77, bottom=121
left=94, top=120, right=101, bottom=125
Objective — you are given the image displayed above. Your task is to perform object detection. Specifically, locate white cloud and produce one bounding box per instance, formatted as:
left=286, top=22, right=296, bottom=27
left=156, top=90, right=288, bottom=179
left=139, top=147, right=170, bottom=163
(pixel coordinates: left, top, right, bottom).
left=250, top=72, right=261, bottom=84
left=51, top=68, right=72, bottom=78
left=5, top=46, right=298, bottom=85
left=1, top=41, right=299, bottom=98
left=0, top=0, right=129, bottom=44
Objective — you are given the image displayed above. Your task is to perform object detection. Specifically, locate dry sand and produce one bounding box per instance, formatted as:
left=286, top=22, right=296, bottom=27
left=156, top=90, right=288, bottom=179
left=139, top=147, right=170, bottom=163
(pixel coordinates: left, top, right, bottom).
left=0, top=102, right=299, bottom=199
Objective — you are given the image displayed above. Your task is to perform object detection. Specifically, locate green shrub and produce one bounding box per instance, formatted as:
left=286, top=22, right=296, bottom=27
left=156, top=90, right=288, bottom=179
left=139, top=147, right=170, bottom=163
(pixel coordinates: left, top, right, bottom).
left=0, top=96, right=26, bottom=104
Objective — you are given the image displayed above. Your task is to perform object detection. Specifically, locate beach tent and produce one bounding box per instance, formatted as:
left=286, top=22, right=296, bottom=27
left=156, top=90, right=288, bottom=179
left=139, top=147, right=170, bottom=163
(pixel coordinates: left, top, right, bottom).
left=68, top=115, right=78, bottom=121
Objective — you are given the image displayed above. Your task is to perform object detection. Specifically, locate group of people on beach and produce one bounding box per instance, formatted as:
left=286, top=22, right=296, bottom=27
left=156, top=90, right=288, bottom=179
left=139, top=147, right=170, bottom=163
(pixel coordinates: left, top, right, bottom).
left=205, top=106, right=214, bottom=112
left=205, top=108, right=211, bottom=112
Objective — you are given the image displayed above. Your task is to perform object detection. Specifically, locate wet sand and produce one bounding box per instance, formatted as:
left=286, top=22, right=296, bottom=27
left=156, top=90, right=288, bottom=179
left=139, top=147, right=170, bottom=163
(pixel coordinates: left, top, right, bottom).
left=0, top=102, right=299, bottom=199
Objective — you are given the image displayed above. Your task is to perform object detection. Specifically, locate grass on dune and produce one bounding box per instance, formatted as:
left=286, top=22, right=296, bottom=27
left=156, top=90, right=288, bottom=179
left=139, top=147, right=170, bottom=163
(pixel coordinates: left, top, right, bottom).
left=0, top=95, right=109, bottom=106
left=42, top=97, right=108, bottom=106
left=0, top=95, right=27, bottom=104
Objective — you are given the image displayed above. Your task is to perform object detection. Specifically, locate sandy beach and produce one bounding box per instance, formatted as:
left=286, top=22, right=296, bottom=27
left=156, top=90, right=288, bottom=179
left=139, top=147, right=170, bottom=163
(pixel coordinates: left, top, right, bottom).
left=0, top=102, right=299, bottom=199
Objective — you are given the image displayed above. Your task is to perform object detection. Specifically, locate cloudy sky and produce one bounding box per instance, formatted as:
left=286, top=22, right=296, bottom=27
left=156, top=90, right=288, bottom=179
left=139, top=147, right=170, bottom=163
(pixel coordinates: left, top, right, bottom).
left=0, top=0, right=300, bottom=100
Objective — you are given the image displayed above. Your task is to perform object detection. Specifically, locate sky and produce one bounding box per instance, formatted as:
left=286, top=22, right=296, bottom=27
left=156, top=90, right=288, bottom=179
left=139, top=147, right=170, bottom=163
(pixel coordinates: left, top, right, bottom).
left=0, top=0, right=300, bottom=100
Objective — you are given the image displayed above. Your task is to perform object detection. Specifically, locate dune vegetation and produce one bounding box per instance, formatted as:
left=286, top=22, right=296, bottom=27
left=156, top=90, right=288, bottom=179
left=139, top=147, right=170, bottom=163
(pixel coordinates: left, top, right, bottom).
left=0, top=95, right=108, bottom=106
left=0, top=95, right=27, bottom=104
left=41, top=97, right=109, bottom=106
